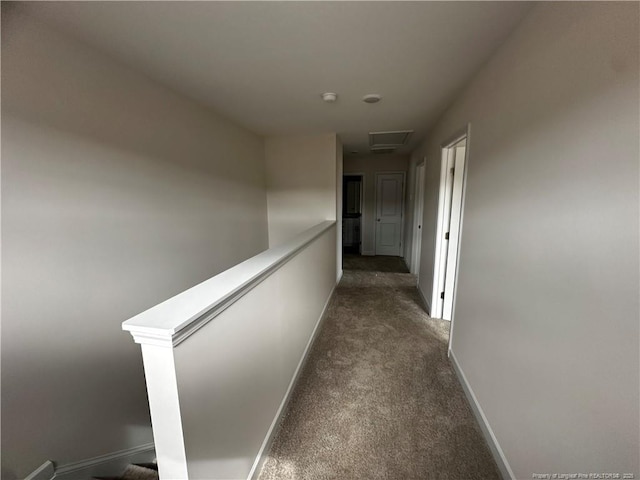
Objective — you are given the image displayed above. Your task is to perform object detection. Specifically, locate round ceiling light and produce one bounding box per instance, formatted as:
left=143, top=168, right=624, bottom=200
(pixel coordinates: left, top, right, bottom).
left=363, top=94, right=382, bottom=104
left=321, top=92, right=338, bottom=103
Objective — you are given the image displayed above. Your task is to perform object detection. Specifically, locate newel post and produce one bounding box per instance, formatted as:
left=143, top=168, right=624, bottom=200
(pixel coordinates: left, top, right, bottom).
left=126, top=330, right=189, bottom=479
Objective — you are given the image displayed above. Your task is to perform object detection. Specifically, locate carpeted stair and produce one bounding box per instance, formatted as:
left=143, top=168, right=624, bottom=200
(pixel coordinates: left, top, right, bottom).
left=94, top=462, right=158, bottom=480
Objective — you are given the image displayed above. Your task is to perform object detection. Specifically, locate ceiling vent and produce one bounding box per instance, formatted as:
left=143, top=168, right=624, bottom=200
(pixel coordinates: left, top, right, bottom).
left=371, top=147, right=397, bottom=155
left=369, top=130, right=414, bottom=148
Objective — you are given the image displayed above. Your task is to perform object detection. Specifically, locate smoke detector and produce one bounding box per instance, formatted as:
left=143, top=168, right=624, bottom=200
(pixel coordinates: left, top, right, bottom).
left=321, top=92, right=338, bottom=103
left=363, top=94, right=382, bottom=104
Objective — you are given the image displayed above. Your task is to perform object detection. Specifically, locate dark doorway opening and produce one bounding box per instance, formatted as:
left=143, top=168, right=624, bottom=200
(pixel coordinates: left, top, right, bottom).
left=342, top=175, right=363, bottom=255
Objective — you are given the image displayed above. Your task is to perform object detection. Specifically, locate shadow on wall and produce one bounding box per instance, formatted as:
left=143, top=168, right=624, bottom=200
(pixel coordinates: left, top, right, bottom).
left=1, top=8, right=269, bottom=479
left=2, top=6, right=264, bottom=187
left=0, top=347, right=153, bottom=479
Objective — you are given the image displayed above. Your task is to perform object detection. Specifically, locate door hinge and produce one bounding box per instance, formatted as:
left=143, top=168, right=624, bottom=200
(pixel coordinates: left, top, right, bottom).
left=445, top=232, right=449, bottom=240
left=440, top=291, right=445, bottom=299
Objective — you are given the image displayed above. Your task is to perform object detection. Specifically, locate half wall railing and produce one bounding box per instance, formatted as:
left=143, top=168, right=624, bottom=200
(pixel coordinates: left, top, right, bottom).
left=123, top=221, right=337, bottom=479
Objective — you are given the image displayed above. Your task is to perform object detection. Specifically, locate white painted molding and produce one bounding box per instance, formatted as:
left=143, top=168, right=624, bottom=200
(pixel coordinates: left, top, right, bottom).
left=139, top=345, right=188, bottom=479
left=449, top=351, right=514, bottom=480
left=337, top=269, right=344, bottom=284
left=361, top=250, right=375, bottom=256
left=53, top=443, right=155, bottom=480
left=24, top=460, right=54, bottom=480
left=123, top=221, right=336, bottom=347
left=249, top=281, right=337, bottom=480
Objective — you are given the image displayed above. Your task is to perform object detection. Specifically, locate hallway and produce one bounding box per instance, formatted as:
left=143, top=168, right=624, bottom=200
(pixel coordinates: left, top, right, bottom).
left=258, top=256, right=500, bottom=479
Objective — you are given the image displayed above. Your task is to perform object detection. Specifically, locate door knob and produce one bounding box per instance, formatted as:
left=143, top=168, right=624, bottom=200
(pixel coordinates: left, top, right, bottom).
left=377, top=218, right=380, bottom=222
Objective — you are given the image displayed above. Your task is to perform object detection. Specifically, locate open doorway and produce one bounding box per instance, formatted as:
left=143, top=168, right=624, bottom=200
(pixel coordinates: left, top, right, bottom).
left=342, top=174, right=363, bottom=255
left=431, top=126, right=470, bottom=322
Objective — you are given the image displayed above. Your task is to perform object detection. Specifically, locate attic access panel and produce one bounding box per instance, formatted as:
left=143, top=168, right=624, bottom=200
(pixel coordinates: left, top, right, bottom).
left=369, top=130, right=414, bottom=148
left=370, top=147, right=397, bottom=155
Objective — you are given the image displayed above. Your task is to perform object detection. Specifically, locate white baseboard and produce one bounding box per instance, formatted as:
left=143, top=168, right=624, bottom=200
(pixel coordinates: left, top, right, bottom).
left=361, top=250, right=375, bottom=256
left=51, top=443, right=155, bottom=480
left=25, top=461, right=55, bottom=480
left=337, top=269, right=343, bottom=284
left=416, top=283, right=431, bottom=316
left=449, top=351, right=514, bottom=480
left=248, top=282, right=337, bottom=480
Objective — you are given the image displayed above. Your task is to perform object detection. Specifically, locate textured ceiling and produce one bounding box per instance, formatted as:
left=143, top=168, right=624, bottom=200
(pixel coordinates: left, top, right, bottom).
left=18, top=1, right=532, bottom=156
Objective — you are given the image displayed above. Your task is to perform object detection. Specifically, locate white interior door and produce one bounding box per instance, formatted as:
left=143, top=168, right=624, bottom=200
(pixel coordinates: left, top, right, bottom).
left=411, top=162, right=426, bottom=275
left=375, top=173, right=404, bottom=256
left=434, top=149, right=456, bottom=317
left=442, top=144, right=466, bottom=319
left=432, top=133, right=468, bottom=321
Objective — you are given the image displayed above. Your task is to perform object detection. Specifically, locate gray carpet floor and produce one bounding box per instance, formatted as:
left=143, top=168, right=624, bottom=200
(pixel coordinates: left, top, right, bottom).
left=258, top=255, right=500, bottom=480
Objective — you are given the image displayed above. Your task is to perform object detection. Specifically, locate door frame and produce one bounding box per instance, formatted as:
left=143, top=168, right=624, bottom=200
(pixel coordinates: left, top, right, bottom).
left=373, top=171, right=406, bottom=257
left=431, top=125, right=471, bottom=332
left=411, top=160, right=426, bottom=275
left=342, top=173, right=365, bottom=255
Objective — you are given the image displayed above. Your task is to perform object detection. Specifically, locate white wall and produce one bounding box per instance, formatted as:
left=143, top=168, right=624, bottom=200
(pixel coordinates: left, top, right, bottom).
left=264, top=134, right=338, bottom=247
left=414, top=2, right=639, bottom=477
left=1, top=10, right=269, bottom=479
left=343, top=155, right=409, bottom=256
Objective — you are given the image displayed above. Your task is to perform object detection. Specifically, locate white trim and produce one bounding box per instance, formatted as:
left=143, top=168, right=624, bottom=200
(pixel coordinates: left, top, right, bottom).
left=431, top=149, right=450, bottom=313
left=431, top=125, right=471, bottom=321
left=361, top=250, right=375, bottom=256
left=123, top=221, right=335, bottom=347
left=336, top=146, right=343, bottom=281
left=337, top=268, right=344, bottom=284
left=447, top=125, right=472, bottom=355
left=140, top=346, right=188, bottom=479
left=25, top=461, right=54, bottom=480
left=440, top=128, right=469, bottom=150
left=449, top=351, right=514, bottom=480
left=442, top=143, right=466, bottom=319
left=411, top=160, right=426, bottom=275
left=417, top=282, right=431, bottom=316
left=249, top=282, right=338, bottom=480
left=53, top=443, right=155, bottom=480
